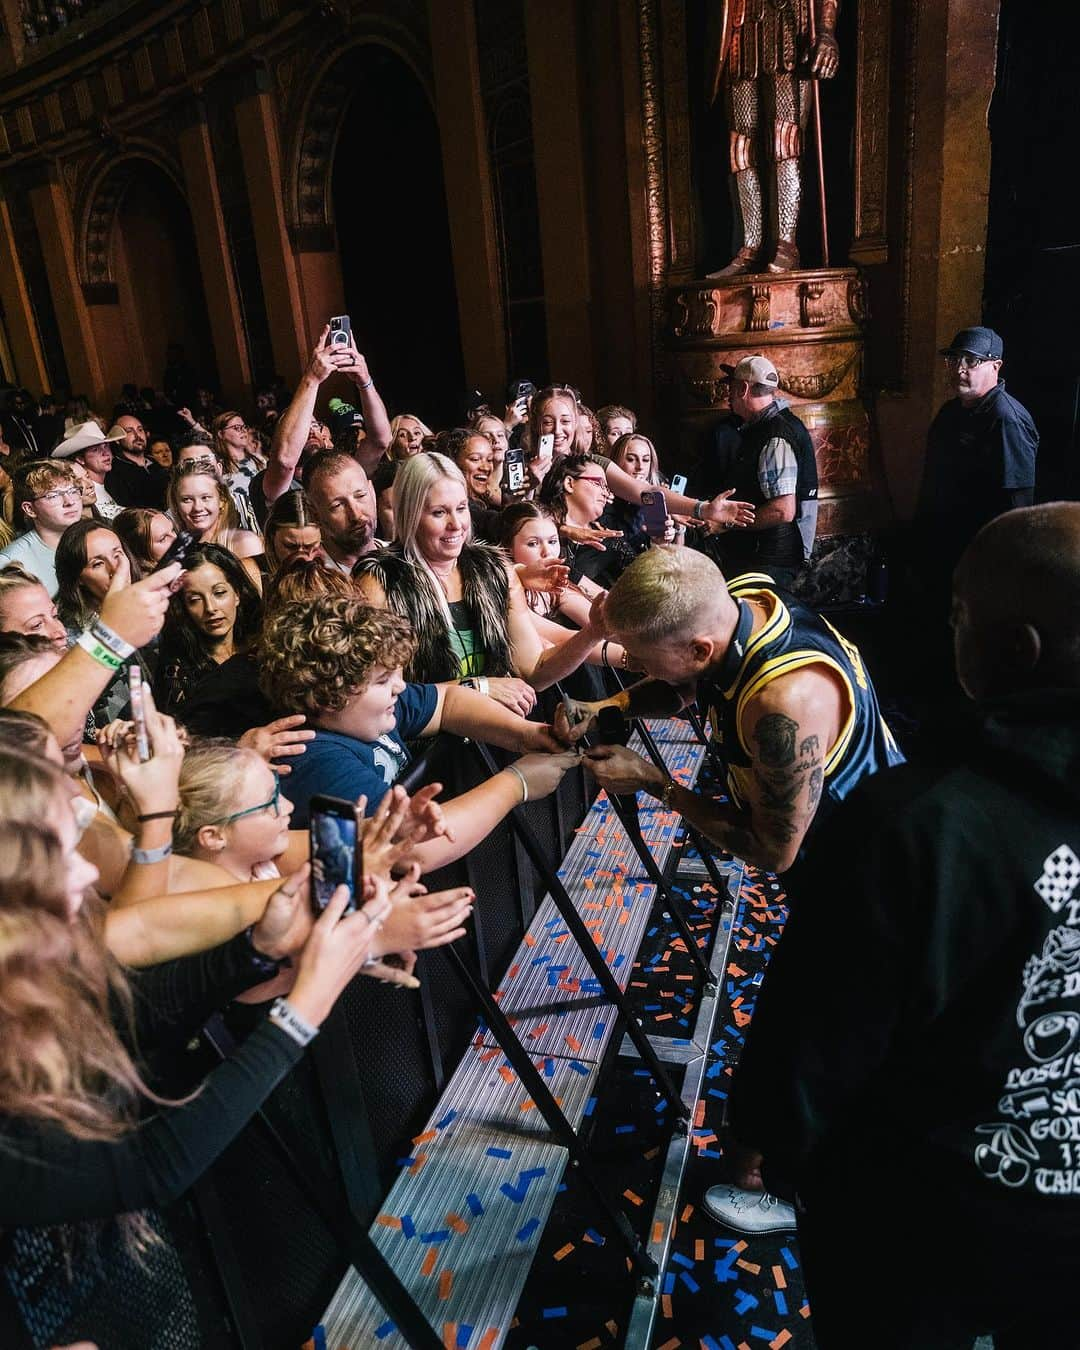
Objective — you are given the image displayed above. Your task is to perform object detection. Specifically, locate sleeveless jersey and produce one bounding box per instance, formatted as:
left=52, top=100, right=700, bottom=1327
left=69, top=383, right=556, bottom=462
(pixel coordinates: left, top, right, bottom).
left=698, top=573, right=904, bottom=841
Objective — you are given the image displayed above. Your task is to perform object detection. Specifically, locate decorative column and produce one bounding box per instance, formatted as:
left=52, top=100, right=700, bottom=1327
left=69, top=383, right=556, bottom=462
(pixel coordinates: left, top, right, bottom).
left=176, top=102, right=252, bottom=403
left=27, top=164, right=106, bottom=406
left=0, top=194, right=51, bottom=393
left=233, top=64, right=308, bottom=386
left=428, top=0, right=506, bottom=395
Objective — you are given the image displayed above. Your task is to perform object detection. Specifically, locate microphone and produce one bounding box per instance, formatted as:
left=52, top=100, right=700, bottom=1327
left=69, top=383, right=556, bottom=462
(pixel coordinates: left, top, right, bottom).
left=594, top=706, right=643, bottom=831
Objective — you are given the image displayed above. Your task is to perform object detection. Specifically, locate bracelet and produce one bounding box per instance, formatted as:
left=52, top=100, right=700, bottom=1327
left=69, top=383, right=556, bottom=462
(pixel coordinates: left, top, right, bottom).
left=241, top=924, right=282, bottom=977
left=137, top=810, right=179, bottom=822
left=268, top=997, right=319, bottom=1048
left=90, top=617, right=136, bottom=660
left=619, top=646, right=629, bottom=670
left=692, top=499, right=706, bottom=521
left=358, top=377, right=374, bottom=390
left=601, top=639, right=611, bottom=669
left=131, top=841, right=172, bottom=865
left=76, top=631, right=123, bottom=671
left=506, top=764, right=529, bottom=804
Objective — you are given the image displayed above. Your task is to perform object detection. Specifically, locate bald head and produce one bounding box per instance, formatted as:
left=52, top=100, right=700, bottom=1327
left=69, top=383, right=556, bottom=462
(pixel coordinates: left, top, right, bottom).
left=953, top=503, right=1080, bottom=699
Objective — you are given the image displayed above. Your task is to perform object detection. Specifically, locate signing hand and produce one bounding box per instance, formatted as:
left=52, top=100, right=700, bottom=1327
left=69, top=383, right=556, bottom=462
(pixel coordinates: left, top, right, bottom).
left=583, top=744, right=665, bottom=797
left=238, top=714, right=315, bottom=776
left=552, top=696, right=602, bottom=746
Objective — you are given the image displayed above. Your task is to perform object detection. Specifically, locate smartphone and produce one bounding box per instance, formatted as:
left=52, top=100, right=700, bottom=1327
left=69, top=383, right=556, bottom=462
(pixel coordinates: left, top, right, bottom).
left=504, top=447, right=526, bottom=493
left=155, top=529, right=195, bottom=572
left=327, top=315, right=352, bottom=349
left=640, top=489, right=669, bottom=538
left=538, top=432, right=555, bottom=461
left=670, top=473, right=688, bottom=495
left=129, top=664, right=150, bottom=762
left=309, top=794, right=360, bottom=914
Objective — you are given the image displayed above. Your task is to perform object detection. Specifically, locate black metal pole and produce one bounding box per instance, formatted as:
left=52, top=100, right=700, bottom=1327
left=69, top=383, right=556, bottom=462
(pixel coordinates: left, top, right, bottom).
left=470, top=742, right=688, bottom=1121
left=444, top=945, right=657, bottom=1279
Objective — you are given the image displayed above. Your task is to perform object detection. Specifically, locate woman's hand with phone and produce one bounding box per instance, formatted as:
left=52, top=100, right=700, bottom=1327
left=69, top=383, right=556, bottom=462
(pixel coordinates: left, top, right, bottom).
left=97, top=683, right=185, bottom=821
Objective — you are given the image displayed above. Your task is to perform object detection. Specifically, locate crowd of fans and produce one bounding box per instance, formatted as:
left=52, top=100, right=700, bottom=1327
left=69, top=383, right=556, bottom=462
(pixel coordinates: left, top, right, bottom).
left=1, top=315, right=1070, bottom=1350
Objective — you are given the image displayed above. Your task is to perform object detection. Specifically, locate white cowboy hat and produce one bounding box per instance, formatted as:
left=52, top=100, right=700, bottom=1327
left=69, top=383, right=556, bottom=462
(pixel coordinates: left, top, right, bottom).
left=51, top=421, right=127, bottom=459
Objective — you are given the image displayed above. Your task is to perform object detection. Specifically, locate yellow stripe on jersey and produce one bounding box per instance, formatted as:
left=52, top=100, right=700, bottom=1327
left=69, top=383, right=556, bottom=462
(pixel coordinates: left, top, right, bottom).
left=733, top=650, right=857, bottom=778
left=721, top=580, right=792, bottom=699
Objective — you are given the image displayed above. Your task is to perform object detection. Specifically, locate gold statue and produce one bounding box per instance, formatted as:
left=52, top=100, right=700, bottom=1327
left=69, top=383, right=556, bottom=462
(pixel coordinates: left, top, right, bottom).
left=708, top=0, right=840, bottom=276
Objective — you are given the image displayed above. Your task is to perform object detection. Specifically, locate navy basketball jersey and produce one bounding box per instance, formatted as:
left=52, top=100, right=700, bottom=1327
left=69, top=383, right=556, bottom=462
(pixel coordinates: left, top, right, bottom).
left=698, top=573, right=904, bottom=838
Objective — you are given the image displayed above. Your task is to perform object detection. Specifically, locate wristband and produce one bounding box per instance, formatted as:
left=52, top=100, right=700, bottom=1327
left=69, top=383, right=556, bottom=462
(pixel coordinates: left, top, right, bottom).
left=131, top=841, right=172, bottom=864
left=241, top=924, right=282, bottom=977
left=477, top=675, right=490, bottom=696
left=90, top=618, right=136, bottom=660
left=76, top=630, right=123, bottom=671
left=506, top=764, right=529, bottom=804
left=268, top=997, right=319, bottom=1047
left=601, top=639, right=611, bottom=669
left=692, top=499, right=706, bottom=520
left=137, top=810, right=179, bottom=822
left=357, top=377, right=374, bottom=390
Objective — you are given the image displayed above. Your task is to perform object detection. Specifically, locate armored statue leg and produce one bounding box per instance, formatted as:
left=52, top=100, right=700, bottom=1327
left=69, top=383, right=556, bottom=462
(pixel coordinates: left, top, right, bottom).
left=762, top=72, right=809, bottom=273
left=711, top=79, right=764, bottom=277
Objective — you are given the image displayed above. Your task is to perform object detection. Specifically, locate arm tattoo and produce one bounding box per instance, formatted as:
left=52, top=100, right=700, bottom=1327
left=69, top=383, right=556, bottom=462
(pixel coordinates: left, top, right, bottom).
left=749, top=719, right=827, bottom=856
left=754, top=713, right=798, bottom=767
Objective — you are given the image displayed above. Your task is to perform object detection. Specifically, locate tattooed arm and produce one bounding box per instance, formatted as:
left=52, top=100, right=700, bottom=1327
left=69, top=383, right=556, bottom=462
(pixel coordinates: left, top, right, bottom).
left=583, top=666, right=844, bottom=873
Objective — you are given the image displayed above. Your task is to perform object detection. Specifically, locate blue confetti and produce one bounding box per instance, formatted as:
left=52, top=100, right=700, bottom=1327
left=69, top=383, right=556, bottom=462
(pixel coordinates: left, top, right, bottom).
left=465, top=1193, right=484, bottom=1216
left=517, top=1217, right=540, bottom=1241
left=375, top=1320, right=396, bottom=1340
left=486, top=1147, right=512, bottom=1160
left=541, top=1306, right=567, bottom=1319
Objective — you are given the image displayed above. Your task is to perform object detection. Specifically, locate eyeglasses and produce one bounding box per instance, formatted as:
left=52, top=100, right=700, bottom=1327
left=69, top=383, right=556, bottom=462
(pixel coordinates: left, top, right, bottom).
left=573, top=475, right=610, bottom=490
left=944, top=354, right=994, bottom=370
left=33, top=487, right=82, bottom=505
left=225, top=420, right=247, bottom=432
left=214, top=773, right=282, bottom=825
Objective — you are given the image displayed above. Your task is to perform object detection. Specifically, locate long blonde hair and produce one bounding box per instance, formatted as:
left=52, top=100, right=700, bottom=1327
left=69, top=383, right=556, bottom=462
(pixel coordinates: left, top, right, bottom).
left=391, top=452, right=470, bottom=624
left=0, top=811, right=151, bottom=1141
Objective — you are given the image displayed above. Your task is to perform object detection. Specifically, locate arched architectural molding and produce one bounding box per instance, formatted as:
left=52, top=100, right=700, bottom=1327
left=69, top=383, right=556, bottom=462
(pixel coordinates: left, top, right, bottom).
left=75, top=145, right=185, bottom=301
left=285, top=24, right=434, bottom=251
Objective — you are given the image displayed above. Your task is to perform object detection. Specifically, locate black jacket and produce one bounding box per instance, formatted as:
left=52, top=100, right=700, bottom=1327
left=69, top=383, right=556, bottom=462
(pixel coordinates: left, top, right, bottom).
left=734, top=689, right=1080, bottom=1234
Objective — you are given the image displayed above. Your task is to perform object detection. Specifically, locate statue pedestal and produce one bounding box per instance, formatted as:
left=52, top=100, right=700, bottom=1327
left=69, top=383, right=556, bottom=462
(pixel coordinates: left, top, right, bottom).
left=667, top=268, right=889, bottom=539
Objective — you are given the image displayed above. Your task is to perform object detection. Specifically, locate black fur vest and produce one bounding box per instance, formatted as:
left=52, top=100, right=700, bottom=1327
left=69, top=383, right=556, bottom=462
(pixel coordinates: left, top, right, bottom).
left=355, top=543, right=514, bottom=683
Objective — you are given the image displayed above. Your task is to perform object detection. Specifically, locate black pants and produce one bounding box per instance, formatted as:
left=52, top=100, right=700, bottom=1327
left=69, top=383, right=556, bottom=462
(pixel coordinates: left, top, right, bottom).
left=797, top=1179, right=1080, bottom=1350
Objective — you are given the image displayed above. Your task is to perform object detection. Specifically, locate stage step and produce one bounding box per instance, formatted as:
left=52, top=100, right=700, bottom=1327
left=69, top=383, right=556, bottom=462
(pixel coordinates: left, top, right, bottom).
left=316, top=720, right=709, bottom=1350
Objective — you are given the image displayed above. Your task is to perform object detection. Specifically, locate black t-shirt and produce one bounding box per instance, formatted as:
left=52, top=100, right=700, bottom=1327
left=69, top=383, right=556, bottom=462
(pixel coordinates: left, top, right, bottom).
left=918, top=380, right=1039, bottom=555
left=105, top=453, right=170, bottom=509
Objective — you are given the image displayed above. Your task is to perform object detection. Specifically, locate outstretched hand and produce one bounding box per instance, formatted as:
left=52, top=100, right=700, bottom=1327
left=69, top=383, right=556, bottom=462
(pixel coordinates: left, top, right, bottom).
left=238, top=715, right=315, bottom=776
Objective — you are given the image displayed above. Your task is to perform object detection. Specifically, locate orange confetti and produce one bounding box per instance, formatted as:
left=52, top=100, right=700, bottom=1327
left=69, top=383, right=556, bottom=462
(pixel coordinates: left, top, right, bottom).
left=772, top=1263, right=787, bottom=1289
left=652, top=1220, right=665, bottom=1245
left=694, top=1238, right=705, bottom=1261
left=409, top=1152, right=427, bottom=1174
left=498, top=1066, right=515, bottom=1084
left=736, top=1257, right=761, bottom=1274
left=477, top=1331, right=499, bottom=1350
left=623, top=1188, right=643, bottom=1206
left=421, top=1247, right=438, bottom=1277
left=412, top=1129, right=437, bottom=1145
left=661, top=1293, right=673, bottom=1318
left=441, top=1325, right=456, bottom=1350
left=770, top=1333, right=792, bottom=1349
left=657, top=1339, right=680, bottom=1350
left=576, top=1340, right=602, bottom=1350
left=566, top=1034, right=582, bottom=1053
left=446, top=1213, right=469, bottom=1234
left=680, top=1203, right=694, bottom=1223
left=375, top=1214, right=402, bottom=1229
left=438, top=1270, right=453, bottom=1300
left=553, top=1242, right=575, bottom=1261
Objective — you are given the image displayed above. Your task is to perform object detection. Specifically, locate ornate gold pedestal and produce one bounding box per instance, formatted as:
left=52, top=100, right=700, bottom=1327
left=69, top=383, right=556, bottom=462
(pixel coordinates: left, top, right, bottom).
left=667, top=268, right=889, bottom=539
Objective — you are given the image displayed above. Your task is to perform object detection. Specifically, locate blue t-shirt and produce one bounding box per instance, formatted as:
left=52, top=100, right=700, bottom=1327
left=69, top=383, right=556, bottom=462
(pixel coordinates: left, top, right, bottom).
left=285, top=681, right=439, bottom=828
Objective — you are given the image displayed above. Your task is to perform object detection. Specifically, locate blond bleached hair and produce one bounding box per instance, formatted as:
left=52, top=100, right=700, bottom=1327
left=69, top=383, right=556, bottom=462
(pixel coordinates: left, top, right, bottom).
left=605, top=546, right=734, bottom=644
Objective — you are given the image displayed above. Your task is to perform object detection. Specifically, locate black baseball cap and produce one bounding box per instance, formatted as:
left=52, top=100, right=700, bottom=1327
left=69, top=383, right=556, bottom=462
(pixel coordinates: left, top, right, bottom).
left=939, top=326, right=1003, bottom=360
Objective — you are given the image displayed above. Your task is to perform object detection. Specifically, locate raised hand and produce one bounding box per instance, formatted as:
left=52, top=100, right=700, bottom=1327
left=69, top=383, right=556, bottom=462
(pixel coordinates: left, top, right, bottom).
left=97, top=682, right=185, bottom=818
left=100, top=563, right=182, bottom=648
left=238, top=714, right=315, bottom=776
left=702, top=489, right=755, bottom=529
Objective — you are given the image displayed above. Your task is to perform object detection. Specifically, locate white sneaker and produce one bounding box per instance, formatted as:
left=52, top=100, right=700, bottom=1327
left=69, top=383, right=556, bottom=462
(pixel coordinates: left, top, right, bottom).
left=702, top=1184, right=797, bottom=1234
